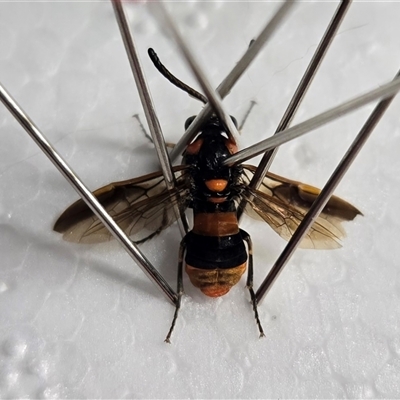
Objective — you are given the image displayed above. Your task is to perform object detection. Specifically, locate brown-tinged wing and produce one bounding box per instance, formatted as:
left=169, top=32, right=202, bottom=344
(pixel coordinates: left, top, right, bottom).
left=241, top=165, right=362, bottom=249
left=54, top=166, right=190, bottom=244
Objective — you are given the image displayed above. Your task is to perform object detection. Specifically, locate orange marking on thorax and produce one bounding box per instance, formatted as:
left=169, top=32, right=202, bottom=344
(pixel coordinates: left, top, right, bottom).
left=225, top=138, right=238, bottom=154
left=185, top=138, right=203, bottom=155
left=193, top=212, right=239, bottom=236
left=205, top=179, right=228, bottom=192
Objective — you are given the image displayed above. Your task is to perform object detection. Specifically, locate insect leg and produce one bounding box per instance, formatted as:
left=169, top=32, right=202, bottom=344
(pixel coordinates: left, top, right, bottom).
left=133, top=114, right=175, bottom=149
left=133, top=113, right=153, bottom=144
left=164, top=237, right=186, bottom=343
left=238, top=100, right=257, bottom=131
left=240, top=229, right=265, bottom=338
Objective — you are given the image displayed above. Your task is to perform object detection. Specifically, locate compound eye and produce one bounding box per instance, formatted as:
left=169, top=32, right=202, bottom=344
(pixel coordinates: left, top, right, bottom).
left=185, top=116, right=196, bottom=130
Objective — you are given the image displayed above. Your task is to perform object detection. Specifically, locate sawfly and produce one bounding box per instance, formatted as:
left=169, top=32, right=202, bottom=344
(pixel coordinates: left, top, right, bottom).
left=54, top=48, right=361, bottom=342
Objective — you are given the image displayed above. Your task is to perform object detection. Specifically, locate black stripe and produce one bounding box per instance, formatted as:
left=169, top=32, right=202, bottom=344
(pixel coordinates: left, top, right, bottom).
left=185, top=231, right=247, bottom=269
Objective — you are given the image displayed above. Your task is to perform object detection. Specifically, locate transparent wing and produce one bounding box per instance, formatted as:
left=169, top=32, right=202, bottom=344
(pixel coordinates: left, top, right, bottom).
left=54, top=166, right=190, bottom=244
left=241, top=165, right=362, bottom=249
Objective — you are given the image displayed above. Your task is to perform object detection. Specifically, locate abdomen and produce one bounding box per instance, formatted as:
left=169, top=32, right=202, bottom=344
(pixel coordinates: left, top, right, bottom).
left=185, top=211, right=247, bottom=297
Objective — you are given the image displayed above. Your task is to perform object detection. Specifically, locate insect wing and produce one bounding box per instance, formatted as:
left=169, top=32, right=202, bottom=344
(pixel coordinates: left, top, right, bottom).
left=241, top=165, right=362, bottom=249
left=54, top=167, right=190, bottom=244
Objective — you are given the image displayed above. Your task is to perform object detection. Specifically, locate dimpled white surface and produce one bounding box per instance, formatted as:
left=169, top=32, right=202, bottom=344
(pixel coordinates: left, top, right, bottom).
left=1, top=1, right=400, bottom=398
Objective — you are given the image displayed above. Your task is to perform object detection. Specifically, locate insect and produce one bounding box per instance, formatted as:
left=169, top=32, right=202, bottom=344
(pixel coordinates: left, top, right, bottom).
left=54, top=48, right=361, bottom=342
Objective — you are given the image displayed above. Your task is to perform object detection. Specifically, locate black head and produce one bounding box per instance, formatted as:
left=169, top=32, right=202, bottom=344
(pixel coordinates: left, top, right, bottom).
left=184, top=115, right=238, bottom=132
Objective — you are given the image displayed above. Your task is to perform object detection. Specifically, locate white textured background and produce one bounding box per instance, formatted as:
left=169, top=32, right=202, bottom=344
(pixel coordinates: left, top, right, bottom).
left=1, top=1, right=400, bottom=398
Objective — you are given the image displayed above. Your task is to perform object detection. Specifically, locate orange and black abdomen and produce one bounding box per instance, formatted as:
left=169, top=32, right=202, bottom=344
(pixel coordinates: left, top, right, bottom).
left=185, top=210, right=247, bottom=297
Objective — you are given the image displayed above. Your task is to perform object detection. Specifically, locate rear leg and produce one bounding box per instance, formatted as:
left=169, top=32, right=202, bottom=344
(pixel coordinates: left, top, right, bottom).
left=241, top=229, right=265, bottom=338
left=164, top=238, right=186, bottom=343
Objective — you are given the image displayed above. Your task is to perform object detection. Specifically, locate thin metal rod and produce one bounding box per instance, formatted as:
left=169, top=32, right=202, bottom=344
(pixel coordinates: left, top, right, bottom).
left=111, top=0, right=188, bottom=237
left=238, top=0, right=351, bottom=221
left=224, top=77, right=400, bottom=166
left=256, top=71, right=400, bottom=304
left=170, top=0, right=295, bottom=161
left=0, top=81, right=178, bottom=306
left=246, top=0, right=352, bottom=197
left=152, top=2, right=240, bottom=143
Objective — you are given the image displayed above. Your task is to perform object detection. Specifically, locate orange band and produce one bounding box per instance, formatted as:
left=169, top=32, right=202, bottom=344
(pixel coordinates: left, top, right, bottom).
left=193, top=212, right=239, bottom=236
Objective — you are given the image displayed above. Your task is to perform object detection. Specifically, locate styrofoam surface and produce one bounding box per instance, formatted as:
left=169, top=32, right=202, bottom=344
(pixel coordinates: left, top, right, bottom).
left=1, top=1, right=400, bottom=398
